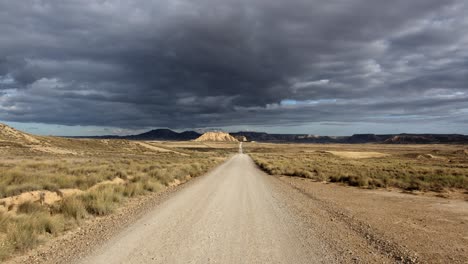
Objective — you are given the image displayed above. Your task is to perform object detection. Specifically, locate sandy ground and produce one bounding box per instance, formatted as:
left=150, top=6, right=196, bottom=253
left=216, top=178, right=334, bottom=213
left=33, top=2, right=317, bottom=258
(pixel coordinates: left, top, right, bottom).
left=1, top=178, right=124, bottom=213
left=325, top=150, right=389, bottom=159
left=135, top=142, right=187, bottom=155
left=8, top=154, right=467, bottom=263
left=277, top=177, right=468, bottom=263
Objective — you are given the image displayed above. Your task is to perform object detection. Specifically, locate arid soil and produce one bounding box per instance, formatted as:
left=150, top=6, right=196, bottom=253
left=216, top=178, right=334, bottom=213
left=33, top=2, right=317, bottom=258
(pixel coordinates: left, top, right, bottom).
left=7, top=154, right=467, bottom=264
left=276, top=176, right=468, bottom=263
left=135, top=141, right=188, bottom=155
left=325, top=150, right=390, bottom=159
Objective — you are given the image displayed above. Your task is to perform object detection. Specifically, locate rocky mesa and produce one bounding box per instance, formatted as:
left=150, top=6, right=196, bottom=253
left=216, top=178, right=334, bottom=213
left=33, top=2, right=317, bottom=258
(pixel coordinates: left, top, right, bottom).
left=194, top=132, right=239, bottom=142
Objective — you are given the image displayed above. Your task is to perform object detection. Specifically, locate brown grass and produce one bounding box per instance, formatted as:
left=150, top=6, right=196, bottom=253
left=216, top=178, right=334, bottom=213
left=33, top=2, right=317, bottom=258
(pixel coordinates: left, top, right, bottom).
left=56, top=196, right=88, bottom=221
left=0, top=139, right=231, bottom=260
left=2, top=211, right=66, bottom=254
left=80, top=185, right=123, bottom=216
left=246, top=143, right=468, bottom=192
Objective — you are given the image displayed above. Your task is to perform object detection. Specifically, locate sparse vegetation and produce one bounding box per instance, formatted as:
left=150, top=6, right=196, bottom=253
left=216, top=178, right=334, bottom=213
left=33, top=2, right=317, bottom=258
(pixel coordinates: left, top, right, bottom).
left=247, top=143, right=468, bottom=192
left=0, top=130, right=233, bottom=260
left=1, top=211, right=65, bottom=254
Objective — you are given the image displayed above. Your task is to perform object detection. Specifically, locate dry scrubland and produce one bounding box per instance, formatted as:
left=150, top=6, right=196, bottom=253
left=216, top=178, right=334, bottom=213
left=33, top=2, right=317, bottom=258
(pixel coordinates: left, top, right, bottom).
left=2, top=123, right=467, bottom=263
left=247, top=143, right=468, bottom=195
left=0, top=128, right=235, bottom=260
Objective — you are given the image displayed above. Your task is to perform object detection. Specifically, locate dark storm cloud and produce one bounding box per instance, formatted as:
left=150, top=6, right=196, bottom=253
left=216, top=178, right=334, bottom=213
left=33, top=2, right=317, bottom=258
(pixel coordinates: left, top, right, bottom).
left=0, top=0, right=467, bottom=131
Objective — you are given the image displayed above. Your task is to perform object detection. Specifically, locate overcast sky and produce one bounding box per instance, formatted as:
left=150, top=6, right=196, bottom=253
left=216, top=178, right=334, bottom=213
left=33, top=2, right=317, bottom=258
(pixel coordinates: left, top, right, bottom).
left=1, top=0, right=467, bottom=136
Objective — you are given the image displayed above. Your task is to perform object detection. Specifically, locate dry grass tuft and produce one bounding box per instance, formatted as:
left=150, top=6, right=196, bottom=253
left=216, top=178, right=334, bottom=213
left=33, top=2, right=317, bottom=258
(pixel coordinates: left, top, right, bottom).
left=3, top=212, right=65, bottom=255
left=57, top=196, right=88, bottom=221
left=80, top=186, right=123, bottom=216
left=123, top=182, right=145, bottom=197
left=17, top=201, right=45, bottom=214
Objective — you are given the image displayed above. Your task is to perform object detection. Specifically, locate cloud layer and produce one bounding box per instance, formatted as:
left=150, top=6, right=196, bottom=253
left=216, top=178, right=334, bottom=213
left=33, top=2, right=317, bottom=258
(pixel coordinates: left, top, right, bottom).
left=1, top=0, right=467, bottom=132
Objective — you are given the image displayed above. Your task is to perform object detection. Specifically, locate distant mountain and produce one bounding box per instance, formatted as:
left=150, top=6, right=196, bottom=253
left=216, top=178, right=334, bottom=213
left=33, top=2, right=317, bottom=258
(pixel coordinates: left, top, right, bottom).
left=382, top=134, right=468, bottom=144
left=69, top=129, right=200, bottom=141
left=67, top=127, right=468, bottom=144
left=179, top=131, right=202, bottom=140
left=127, top=129, right=179, bottom=140
left=127, top=129, right=200, bottom=141
left=345, top=134, right=391, bottom=143
left=231, top=132, right=297, bottom=142
left=231, top=131, right=468, bottom=144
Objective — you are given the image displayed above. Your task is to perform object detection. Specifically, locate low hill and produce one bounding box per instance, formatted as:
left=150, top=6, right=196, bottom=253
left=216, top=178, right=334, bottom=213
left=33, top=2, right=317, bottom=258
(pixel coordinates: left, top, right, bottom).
left=127, top=129, right=200, bottom=140
left=78, top=129, right=201, bottom=141
left=0, top=122, right=180, bottom=155
left=0, top=123, right=41, bottom=145
left=194, top=132, right=238, bottom=142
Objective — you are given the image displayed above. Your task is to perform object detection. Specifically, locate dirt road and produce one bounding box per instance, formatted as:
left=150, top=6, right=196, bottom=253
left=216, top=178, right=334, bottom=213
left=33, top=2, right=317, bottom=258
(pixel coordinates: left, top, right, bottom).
left=79, top=154, right=335, bottom=263
left=75, top=153, right=467, bottom=264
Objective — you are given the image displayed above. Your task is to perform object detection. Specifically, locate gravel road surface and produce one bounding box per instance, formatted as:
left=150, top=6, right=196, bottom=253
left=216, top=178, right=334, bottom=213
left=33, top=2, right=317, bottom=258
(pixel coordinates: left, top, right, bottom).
left=79, top=154, right=334, bottom=263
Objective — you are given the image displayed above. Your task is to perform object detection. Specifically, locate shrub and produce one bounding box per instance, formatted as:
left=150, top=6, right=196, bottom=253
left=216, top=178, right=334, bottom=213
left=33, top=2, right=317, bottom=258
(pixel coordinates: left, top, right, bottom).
left=143, top=180, right=164, bottom=192
left=148, top=170, right=172, bottom=186
left=17, top=201, right=46, bottom=214
left=293, top=169, right=313, bottom=178
left=405, top=179, right=423, bottom=191
left=0, top=212, right=8, bottom=233
left=368, top=178, right=386, bottom=188
left=58, top=196, right=88, bottom=220
left=188, top=163, right=203, bottom=177
left=35, top=213, right=65, bottom=235
left=5, top=212, right=64, bottom=252
left=6, top=220, right=40, bottom=252
left=80, top=186, right=122, bottom=216
left=123, top=182, right=145, bottom=197
left=114, top=170, right=127, bottom=180
left=0, top=237, right=13, bottom=261
left=347, top=175, right=368, bottom=187
left=2, top=183, right=43, bottom=198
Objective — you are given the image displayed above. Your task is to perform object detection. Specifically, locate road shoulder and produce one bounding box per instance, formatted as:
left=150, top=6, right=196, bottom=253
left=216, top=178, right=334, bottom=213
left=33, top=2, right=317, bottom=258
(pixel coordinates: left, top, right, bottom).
left=272, top=175, right=468, bottom=263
